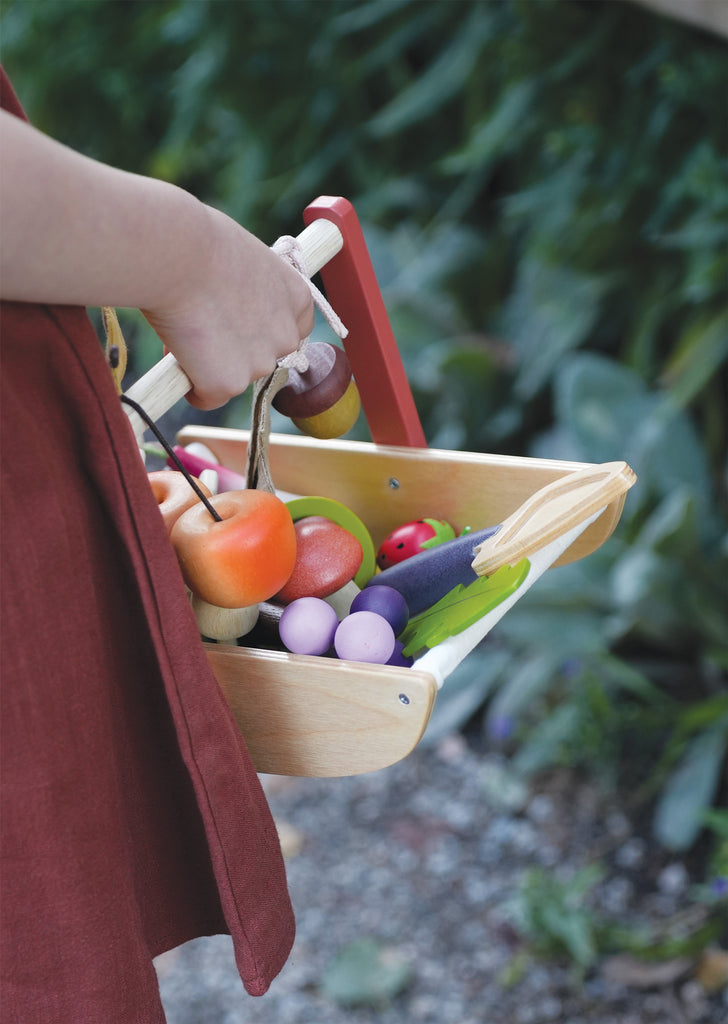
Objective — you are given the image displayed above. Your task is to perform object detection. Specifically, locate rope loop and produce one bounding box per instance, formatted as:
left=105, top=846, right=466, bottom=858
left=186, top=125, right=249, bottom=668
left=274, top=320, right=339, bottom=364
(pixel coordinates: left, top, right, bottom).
left=271, top=235, right=348, bottom=373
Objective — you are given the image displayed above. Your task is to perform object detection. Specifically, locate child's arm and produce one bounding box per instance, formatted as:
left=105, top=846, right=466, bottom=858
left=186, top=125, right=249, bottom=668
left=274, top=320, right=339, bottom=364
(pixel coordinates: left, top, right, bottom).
left=0, top=109, right=314, bottom=410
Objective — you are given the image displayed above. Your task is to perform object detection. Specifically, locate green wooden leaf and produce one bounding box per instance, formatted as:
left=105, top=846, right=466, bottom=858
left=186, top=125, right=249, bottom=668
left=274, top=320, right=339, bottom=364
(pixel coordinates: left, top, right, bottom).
left=399, top=559, right=530, bottom=656
left=321, top=938, right=413, bottom=1008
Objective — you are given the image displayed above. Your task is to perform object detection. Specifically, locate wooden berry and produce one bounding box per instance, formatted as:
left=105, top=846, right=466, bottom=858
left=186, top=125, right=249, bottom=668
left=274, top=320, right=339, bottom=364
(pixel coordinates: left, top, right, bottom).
left=279, top=597, right=339, bottom=656
left=376, top=517, right=456, bottom=570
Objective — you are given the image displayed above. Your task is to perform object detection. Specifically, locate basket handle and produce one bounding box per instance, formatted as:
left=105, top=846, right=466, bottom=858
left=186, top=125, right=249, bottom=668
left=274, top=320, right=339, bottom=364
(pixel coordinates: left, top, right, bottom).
left=471, top=461, right=637, bottom=577
left=122, top=216, right=344, bottom=441
left=123, top=197, right=427, bottom=447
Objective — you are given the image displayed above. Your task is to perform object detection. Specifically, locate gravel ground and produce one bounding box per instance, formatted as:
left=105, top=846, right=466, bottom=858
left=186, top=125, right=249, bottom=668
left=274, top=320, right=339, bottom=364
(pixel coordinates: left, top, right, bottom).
left=155, top=735, right=727, bottom=1024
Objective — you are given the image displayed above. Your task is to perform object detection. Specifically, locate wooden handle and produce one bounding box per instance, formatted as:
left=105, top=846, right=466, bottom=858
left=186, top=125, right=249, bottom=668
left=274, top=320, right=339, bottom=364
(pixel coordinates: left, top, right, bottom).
left=123, top=217, right=344, bottom=439
left=471, top=461, right=637, bottom=578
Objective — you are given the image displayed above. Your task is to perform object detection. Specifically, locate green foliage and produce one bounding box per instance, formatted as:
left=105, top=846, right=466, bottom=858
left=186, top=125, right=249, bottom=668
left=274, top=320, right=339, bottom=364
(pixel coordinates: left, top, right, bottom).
left=509, top=864, right=606, bottom=970
left=692, top=810, right=728, bottom=908
left=320, top=937, right=413, bottom=1008
left=509, top=861, right=726, bottom=977
left=2, top=0, right=726, bottom=852
left=487, top=353, right=728, bottom=850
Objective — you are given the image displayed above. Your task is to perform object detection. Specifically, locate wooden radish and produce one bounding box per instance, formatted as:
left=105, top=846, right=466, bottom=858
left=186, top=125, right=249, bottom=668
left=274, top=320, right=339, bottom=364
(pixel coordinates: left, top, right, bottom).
left=123, top=217, right=344, bottom=441
left=471, top=461, right=637, bottom=578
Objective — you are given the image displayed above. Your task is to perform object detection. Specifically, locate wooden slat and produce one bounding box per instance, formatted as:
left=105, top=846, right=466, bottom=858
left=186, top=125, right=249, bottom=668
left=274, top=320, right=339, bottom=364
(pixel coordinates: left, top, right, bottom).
left=177, top=426, right=628, bottom=567
left=206, top=644, right=437, bottom=777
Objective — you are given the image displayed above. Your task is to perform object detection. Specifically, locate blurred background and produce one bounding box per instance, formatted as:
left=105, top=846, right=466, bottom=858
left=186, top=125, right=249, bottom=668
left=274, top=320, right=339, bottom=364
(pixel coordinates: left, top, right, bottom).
left=2, top=0, right=726, bottom=1019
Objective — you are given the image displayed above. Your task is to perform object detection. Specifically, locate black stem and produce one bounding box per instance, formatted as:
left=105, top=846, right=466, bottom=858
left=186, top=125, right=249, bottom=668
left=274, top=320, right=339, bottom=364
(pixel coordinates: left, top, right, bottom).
left=121, top=394, right=223, bottom=523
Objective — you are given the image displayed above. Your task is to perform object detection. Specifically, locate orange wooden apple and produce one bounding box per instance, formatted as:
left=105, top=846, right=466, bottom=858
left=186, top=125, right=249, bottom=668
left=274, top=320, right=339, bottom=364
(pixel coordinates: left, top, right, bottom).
left=149, top=470, right=212, bottom=532
left=170, top=489, right=296, bottom=609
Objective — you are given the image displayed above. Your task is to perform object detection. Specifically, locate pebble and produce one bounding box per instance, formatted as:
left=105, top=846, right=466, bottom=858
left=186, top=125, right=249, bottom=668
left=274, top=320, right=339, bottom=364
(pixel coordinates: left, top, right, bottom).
left=600, top=875, right=635, bottom=913
left=658, top=861, right=690, bottom=896
left=615, top=836, right=647, bottom=869
left=156, top=742, right=726, bottom=1024
left=479, top=758, right=529, bottom=812
left=526, top=793, right=555, bottom=824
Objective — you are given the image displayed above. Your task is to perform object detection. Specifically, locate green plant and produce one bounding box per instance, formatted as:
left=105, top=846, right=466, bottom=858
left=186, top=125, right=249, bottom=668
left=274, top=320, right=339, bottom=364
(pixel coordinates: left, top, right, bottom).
left=320, top=937, right=413, bottom=1008
left=508, top=861, right=726, bottom=979
left=508, top=864, right=607, bottom=971
left=444, top=353, right=728, bottom=850
left=3, top=0, right=726, bottom=850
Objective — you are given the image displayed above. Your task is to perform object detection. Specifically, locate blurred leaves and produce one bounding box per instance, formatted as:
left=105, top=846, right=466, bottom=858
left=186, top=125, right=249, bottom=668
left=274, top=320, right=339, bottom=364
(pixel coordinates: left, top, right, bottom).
left=653, top=722, right=728, bottom=852
left=2, top=0, right=726, bottom=849
left=320, top=937, right=413, bottom=1008
left=510, top=864, right=606, bottom=970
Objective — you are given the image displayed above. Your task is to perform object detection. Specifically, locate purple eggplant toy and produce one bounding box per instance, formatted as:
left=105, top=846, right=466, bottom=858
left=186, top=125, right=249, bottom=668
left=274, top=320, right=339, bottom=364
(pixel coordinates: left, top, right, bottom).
left=364, top=524, right=501, bottom=617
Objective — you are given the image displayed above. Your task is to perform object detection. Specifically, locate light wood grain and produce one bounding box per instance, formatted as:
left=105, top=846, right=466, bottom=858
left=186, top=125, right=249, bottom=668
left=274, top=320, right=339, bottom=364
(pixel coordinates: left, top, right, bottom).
left=472, top=461, right=637, bottom=578
left=191, top=597, right=259, bottom=644
left=177, top=426, right=629, bottom=567
left=206, top=644, right=437, bottom=777
left=182, top=427, right=637, bottom=777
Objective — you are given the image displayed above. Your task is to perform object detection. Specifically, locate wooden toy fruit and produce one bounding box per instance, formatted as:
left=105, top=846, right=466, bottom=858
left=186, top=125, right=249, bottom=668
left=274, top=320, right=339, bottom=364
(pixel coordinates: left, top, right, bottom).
left=272, top=341, right=360, bottom=439
left=350, top=585, right=409, bottom=637
left=334, top=611, right=395, bottom=664
left=171, top=490, right=297, bottom=643
left=171, top=490, right=296, bottom=608
left=376, top=518, right=456, bottom=569
left=286, top=496, right=376, bottom=587
left=279, top=597, right=339, bottom=656
left=275, top=515, right=362, bottom=605
left=148, top=469, right=212, bottom=531
left=387, top=640, right=414, bottom=668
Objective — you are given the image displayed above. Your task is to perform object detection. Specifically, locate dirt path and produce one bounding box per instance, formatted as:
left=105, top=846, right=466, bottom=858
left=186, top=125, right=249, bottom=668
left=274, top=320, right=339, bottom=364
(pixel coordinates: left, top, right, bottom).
left=156, top=736, right=727, bottom=1023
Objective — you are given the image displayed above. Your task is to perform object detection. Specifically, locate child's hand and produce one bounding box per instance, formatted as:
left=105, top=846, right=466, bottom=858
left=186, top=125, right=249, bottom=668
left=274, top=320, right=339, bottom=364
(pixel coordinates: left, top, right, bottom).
left=0, top=111, right=314, bottom=411
left=143, top=205, right=315, bottom=411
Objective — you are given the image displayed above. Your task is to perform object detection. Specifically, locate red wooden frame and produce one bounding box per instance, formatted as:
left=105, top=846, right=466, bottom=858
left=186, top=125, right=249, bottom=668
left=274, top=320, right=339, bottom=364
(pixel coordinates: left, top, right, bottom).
left=303, top=196, right=427, bottom=449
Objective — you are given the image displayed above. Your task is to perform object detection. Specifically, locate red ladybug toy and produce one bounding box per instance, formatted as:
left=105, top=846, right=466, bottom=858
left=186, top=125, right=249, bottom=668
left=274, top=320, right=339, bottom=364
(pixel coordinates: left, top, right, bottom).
left=376, top=518, right=457, bottom=570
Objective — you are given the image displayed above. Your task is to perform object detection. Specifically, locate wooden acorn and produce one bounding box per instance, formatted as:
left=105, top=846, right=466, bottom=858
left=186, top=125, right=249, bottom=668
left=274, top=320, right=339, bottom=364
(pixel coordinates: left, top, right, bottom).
left=272, top=341, right=360, bottom=439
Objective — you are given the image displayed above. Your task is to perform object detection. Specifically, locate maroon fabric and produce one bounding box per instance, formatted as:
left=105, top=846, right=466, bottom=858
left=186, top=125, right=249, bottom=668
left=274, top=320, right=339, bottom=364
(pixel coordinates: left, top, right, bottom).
left=0, top=68, right=294, bottom=1022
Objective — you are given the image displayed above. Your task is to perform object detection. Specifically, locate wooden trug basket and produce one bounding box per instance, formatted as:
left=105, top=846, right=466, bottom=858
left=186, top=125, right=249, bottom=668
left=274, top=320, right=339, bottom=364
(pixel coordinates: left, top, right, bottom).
left=126, top=197, right=636, bottom=778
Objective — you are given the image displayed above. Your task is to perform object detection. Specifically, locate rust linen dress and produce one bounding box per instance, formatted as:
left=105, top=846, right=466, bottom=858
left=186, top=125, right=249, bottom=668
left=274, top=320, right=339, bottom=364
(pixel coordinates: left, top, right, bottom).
left=0, top=69, right=294, bottom=1022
